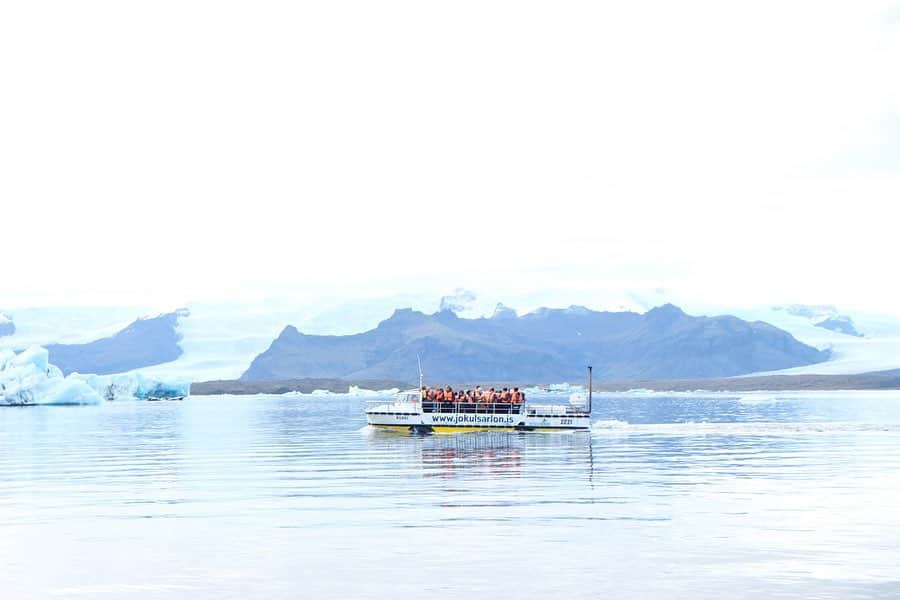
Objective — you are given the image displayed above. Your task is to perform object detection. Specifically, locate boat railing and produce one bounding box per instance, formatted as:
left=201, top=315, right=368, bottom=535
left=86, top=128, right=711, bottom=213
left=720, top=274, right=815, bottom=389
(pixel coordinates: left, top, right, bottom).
left=421, top=402, right=524, bottom=415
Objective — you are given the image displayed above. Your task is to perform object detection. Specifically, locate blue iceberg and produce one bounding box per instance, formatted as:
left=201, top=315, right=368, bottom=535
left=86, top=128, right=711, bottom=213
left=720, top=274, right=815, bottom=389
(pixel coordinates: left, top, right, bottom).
left=1, top=346, right=190, bottom=406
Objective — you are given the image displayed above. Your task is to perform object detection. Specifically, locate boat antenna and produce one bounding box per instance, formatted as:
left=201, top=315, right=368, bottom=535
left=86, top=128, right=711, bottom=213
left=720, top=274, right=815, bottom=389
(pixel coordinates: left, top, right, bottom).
left=587, top=365, right=593, bottom=414
left=417, top=353, right=424, bottom=391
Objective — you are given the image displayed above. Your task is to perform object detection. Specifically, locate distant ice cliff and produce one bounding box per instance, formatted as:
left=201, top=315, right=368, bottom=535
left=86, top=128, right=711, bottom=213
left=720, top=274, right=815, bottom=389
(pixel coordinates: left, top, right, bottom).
left=0, top=312, right=14, bottom=337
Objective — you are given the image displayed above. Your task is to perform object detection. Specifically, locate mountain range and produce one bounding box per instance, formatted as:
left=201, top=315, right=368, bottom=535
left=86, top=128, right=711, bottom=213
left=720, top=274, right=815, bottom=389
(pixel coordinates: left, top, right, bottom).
left=5, top=294, right=898, bottom=383
left=241, top=304, right=829, bottom=383
left=46, top=310, right=186, bottom=375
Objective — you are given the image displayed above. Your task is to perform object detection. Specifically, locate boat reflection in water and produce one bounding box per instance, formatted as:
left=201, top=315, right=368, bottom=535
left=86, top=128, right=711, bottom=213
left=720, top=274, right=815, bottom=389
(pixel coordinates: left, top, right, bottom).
left=421, top=432, right=525, bottom=479
left=366, top=427, right=594, bottom=483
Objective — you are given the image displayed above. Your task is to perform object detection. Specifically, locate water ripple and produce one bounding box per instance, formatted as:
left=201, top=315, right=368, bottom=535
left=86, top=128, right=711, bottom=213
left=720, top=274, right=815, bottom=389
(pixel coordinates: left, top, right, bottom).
left=2, top=393, right=900, bottom=599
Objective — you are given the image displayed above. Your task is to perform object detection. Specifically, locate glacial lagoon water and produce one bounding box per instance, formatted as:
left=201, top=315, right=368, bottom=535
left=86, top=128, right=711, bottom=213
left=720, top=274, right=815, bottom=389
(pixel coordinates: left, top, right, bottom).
left=2, top=391, right=900, bottom=599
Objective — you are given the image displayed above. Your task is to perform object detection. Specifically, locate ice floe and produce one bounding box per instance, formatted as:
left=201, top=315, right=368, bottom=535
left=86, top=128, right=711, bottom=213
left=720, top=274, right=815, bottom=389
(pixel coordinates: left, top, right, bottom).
left=1, top=346, right=190, bottom=406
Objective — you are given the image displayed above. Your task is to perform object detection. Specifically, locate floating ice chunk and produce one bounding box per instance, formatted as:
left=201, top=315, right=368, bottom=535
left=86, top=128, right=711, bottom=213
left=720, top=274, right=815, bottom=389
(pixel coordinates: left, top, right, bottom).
left=1, top=346, right=190, bottom=405
left=522, top=382, right=587, bottom=395
left=71, top=371, right=191, bottom=401
left=347, top=385, right=400, bottom=397
left=1, top=346, right=102, bottom=405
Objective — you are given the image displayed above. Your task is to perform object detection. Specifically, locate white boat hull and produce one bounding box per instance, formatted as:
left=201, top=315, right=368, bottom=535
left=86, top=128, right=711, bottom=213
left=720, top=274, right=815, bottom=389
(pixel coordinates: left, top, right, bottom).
left=366, top=398, right=590, bottom=432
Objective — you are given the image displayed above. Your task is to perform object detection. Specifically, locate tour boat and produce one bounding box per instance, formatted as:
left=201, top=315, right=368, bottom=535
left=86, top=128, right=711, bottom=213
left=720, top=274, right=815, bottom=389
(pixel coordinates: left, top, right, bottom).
left=365, top=367, right=595, bottom=433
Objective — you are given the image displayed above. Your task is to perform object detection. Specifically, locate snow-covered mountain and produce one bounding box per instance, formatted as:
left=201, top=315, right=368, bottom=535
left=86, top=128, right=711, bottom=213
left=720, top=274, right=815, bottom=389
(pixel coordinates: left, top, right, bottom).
left=774, top=304, right=864, bottom=337
left=46, top=310, right=187, bottom=375
left=2, top=291, right=899, bottom=381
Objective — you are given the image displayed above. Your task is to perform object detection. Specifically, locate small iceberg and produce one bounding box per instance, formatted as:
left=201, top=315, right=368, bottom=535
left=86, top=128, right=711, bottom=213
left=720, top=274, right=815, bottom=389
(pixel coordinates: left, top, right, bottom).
left=522, top=382, right=586, bottom=395
left=347, top=385, right=400, bottom=397
left=71, top=371, right=191, bottom=402
left=1, top=346, right=100, bottom=405
left=1, top=346, right=190, bottom=406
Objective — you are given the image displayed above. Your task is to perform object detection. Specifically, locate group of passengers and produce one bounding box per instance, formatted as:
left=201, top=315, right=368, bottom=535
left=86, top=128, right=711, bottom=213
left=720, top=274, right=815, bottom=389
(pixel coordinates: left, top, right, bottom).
left=422, top=386, right=525, bottom=404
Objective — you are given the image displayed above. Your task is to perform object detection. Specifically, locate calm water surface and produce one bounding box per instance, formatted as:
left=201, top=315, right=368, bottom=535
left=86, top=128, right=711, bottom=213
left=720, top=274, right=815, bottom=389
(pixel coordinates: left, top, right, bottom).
left=2, top=392, right=900, bottom=599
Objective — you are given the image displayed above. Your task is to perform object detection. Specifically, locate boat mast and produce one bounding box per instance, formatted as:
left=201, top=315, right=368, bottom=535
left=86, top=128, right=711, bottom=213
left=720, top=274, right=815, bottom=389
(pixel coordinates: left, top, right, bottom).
left=587, top=365, right=593, bottom=414
left=417, top=354, right=424, bottom=392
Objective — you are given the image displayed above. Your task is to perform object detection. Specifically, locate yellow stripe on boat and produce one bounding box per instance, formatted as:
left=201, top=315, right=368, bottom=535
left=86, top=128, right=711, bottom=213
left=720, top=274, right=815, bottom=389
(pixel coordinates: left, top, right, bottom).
left=431, top=426, right=518, bottom=434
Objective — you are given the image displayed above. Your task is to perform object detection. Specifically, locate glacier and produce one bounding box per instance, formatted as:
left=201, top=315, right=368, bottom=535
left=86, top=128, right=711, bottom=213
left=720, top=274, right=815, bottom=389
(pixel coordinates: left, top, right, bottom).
left=716, top=305, right=900, bottom=376
left=4, top=289, right=900, bottom=382
left=0, top=312, right=14, bottom=337
left=0, top=346, right=190, bottom=406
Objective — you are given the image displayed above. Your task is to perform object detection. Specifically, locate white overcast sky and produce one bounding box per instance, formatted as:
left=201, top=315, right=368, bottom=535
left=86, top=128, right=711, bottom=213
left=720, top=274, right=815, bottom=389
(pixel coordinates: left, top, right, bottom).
left=2, top=1, right=899, bottom=312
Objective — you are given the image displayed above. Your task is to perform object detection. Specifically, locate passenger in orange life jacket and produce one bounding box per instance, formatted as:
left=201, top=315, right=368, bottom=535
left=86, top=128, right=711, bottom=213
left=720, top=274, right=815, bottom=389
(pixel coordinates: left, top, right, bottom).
left=474, top=386, right=484, bottom=402
left=442, top=386, right=453, bottom=402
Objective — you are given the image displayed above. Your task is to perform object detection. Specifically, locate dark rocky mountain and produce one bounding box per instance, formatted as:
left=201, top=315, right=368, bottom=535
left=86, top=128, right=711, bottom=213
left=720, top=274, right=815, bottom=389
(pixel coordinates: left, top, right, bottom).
left=0, top=313, right=14, bottom=337
left=241, top=304, right=830, bottom=383
left=47, top=309, right=187, bottom=375
left=815, top=315, right=864, bottom=337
